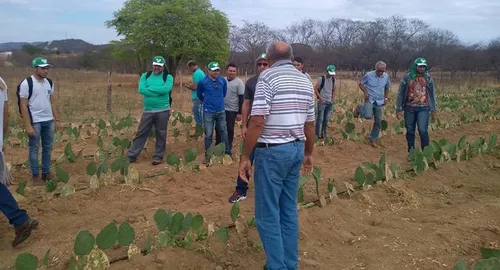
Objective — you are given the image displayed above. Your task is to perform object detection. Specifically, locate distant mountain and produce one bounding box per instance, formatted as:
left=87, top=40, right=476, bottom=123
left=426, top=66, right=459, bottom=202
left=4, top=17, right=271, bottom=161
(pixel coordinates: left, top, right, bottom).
left=0, top=39, right=109, bottom=54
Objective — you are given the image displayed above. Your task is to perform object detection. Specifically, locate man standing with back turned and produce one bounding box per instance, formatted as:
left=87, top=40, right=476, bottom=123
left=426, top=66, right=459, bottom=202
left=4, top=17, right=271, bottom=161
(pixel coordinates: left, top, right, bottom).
left=187, top=61, right=206, bottom=128
left=354, top=61, right=391, bottom=148
left=239, top=41, right=315, bottom=270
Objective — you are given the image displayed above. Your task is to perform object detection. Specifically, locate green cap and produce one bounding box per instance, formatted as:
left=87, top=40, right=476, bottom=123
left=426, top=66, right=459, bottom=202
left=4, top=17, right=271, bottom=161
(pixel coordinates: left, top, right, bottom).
left=327, top=64, right=336, bottom=75
left=32, top=57, right=51, bottom=68
left=152, top=56, right=166, bottom=66
left=207, top=61, right=221, bottom=71
left=256, top=53, right=267, bottom=61
left=415, top=57, right=428, bottom=66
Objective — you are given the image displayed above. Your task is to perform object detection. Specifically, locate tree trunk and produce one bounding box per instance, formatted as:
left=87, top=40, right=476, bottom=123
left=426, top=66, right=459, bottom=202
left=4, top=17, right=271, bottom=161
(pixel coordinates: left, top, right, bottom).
left=167, top=55, right=182, bottom=83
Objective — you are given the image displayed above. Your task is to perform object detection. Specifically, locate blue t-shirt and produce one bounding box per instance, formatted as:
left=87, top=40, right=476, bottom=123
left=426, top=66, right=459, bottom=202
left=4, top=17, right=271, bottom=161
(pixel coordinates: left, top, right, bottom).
left=196, top=76, right=227, bottom=113
left=191, top=68, right=205, bottom=100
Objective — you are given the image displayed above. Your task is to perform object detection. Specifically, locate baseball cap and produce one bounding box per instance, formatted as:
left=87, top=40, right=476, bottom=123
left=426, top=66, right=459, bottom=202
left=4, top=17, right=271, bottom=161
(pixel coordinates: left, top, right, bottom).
left=207, top=61, right=221, bottom=71
left=415, top=57, right=427, bottom=66
left=327, top=65, right=336, bottom=75
left=256, top=53, right=267, bottom=61
left=32, top=57, right=51, bottom=68
left=152, top=56, right=166, bottom=66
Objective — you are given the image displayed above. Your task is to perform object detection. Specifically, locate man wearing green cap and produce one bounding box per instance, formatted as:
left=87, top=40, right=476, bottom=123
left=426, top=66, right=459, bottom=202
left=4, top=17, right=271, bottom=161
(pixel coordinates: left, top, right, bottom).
left=18, top=57, right=60, bottom=186
left=354, top=61, right=391, bottom=148
left=396, top=57, right=437, bottom=156
left=127, top=56, right=174, bottom=165
left=227, top=53, right=268, bottom=204
left=197, top=61, right=231, bottom=164
left=314, top=64, right=337, bottom=139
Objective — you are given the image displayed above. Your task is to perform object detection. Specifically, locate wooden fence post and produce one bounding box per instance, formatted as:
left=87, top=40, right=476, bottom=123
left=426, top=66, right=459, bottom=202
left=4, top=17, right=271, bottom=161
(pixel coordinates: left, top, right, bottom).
left=106, top=70, right=112, bottom=112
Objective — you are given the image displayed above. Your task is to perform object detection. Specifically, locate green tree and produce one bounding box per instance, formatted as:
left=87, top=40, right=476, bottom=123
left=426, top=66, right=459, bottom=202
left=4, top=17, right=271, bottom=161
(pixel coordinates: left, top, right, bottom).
left=21, top=44, right=44, bottom=56
left=106, top=0, right=230, bottom=76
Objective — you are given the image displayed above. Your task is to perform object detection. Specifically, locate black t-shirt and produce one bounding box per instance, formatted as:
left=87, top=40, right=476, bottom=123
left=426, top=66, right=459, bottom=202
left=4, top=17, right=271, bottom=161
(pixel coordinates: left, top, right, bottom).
left=243, top=75, right=259, bottom=114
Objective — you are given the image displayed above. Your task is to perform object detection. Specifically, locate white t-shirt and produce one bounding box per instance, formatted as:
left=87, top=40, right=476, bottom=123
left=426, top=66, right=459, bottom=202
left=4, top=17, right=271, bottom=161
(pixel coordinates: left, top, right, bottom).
left=0, top=76, right=8, bottom=150
left=19, top=75, right=54, bottom=123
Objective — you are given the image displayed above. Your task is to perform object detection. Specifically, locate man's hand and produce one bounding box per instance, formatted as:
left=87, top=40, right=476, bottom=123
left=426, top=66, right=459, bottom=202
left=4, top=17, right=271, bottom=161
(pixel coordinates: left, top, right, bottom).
left=55, top=120, right=61, bottom=131
left=396, top=112, right=402, bottom=120
left=302, top=155, right=313, bottom=175
left=319, top=97, right=325, bottom=104
left=431, top=111, right=437, bottom=121
left=26, top=125, right=35, bottom=137
left=238, top=155, right=252, bottom=183
left=241, top=126, right=248, bottom=140
left=236, top=114, right=242, bottom=122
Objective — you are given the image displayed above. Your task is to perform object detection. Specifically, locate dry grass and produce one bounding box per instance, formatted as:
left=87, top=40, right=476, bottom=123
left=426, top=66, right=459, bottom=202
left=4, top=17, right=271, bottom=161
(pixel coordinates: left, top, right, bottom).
left=0, top=67, right=498, bottom=123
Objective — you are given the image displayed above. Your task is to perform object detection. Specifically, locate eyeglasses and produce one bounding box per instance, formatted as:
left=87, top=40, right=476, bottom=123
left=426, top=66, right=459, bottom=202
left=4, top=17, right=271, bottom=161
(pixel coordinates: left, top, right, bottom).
left=257, top=62, right=268, bottom=67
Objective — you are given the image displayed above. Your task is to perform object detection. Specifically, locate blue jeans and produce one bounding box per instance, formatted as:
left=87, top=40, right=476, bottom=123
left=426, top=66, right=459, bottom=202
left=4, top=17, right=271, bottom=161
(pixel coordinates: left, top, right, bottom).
left=254, top=140, right=304, bottom=270
left=357, top=101, right=383, bottom=142
left=28, top=120, right=55, bottom=176
left=203, top=111, right=231, bottom=157
left=315, top=102, right=334, bottom=138
left=404, top=106, right=430, bottom=152
left=235, top=144, right=256, bottom=195
left=0, top=182, right=28, bottom=226
left=192, top=98, right=203, bottom=126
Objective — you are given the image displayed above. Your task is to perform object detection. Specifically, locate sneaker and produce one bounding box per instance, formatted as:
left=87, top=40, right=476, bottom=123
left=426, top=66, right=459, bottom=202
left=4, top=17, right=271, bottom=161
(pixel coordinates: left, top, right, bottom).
left=152, top=159, right=162, bottom=166
left=228, top=192, right=247, bottom=203
left=127, top=156, right=137, bottom=163
left=12, top=218, right=39, bottom=247
left=32, top=175, right=43, bottom=186
left=368, top=141, right=378, bottom=148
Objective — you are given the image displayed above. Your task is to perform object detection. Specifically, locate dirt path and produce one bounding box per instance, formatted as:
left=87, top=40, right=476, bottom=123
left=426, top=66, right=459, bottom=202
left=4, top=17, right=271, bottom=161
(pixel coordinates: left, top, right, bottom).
left=0, top=120, right=499, bottom=270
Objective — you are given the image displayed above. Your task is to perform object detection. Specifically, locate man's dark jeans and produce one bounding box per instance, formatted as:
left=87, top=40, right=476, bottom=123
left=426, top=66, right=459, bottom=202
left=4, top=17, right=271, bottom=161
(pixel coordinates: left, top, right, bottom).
left=0, top=182, right=28, bottom=226
left=127, top=110, right=170, bottom=160
left=216, top=110, right=238, bottom=153
left=203, top=110, right=231, bottom=157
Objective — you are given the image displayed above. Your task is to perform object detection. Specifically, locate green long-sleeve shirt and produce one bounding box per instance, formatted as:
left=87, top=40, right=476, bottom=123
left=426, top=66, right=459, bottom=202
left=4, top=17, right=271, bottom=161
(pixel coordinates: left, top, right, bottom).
left=138, top=71, right=174, bottom=111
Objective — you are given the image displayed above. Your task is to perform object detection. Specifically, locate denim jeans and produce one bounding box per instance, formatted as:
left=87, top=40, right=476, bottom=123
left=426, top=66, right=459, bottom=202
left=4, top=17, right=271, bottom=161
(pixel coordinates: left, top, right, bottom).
left=127, top=110, right=170, bottom=160
left=0, top=182, right=28, bottom=226
left=28, top=120, right=55, bottom=176
left=192, top=98, right=203, bottom=126
left=404, top=106, right=430, bottom=152
left=203, top=111, right=231, bottom=157
left=235, top=144, right=256, bottom=195
left=357, top=101, right=383, bottom=142
left=315, top=102, right=334, bottom=138
left=216, top=111, right=238, bottom=153
left=254, top=140, right=304, bottom=270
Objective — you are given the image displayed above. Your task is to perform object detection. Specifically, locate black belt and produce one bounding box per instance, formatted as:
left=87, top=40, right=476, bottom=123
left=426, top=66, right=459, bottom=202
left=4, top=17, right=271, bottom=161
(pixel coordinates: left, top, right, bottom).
left=256, top=139, right=301, bottom=148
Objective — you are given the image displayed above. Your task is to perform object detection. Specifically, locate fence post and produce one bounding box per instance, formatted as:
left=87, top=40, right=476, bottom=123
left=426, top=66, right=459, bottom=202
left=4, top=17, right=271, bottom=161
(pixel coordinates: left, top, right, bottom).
left=106, top=70, right=112, bottom=112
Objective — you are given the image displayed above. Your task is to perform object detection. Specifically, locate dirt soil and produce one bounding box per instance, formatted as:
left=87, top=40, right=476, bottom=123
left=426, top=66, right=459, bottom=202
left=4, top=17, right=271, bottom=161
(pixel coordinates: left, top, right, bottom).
left=1, top=114, right=500, bottom=270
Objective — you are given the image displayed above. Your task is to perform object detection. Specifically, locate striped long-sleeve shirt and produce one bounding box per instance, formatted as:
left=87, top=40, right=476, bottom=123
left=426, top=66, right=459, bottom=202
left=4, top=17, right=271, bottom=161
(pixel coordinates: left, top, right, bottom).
left=251, top=60, right=315, bottom=144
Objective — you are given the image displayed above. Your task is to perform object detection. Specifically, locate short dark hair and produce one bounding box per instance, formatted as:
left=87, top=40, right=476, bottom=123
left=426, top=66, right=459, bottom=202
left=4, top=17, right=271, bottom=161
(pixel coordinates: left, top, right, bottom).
left=226, top=63, right=237, bottom=69
left=293, top=56, right=304, bottom=63
left=187, top=60, right=197, bottom=67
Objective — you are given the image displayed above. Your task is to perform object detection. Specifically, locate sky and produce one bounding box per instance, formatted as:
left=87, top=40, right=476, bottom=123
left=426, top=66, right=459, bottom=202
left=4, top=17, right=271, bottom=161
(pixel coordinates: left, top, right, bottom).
left=0, top=0, right=499, bottom=45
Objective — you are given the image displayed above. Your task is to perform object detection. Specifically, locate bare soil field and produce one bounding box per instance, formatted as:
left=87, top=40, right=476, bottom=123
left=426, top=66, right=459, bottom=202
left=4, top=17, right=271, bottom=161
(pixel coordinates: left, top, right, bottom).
left=0, top=68, right=499, bottom=270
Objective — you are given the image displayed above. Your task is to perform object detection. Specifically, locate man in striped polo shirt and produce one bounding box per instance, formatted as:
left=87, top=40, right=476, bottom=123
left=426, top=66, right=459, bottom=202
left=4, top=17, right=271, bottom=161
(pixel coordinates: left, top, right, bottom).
left=239, top=41, right=315, bottom=270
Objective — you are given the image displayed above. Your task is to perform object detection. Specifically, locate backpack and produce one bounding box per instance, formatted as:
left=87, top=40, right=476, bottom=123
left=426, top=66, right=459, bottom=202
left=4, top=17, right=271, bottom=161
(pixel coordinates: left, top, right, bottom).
left=319, top=75, right=335, bottom=93
left=16, top=76, right=53, bottom=118
left=145, top=66, right=173, bottom=106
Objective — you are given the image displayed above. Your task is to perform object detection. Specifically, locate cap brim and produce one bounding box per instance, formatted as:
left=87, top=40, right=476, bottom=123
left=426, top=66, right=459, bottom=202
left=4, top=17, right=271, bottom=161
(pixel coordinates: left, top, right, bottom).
left=416, top=63, right=427, bottom=66
left=209, top=68, right=221, bottom=71
left=36, top=64, right=51, bottom=67
left=328, top=71, right=336, bottom=75
left=153, top=62, right=164, bottom=66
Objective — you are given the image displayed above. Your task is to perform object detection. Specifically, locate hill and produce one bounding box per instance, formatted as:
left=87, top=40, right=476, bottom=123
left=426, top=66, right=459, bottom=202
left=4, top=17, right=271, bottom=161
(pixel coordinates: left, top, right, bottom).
left=0, top=39, right=108, bottom=54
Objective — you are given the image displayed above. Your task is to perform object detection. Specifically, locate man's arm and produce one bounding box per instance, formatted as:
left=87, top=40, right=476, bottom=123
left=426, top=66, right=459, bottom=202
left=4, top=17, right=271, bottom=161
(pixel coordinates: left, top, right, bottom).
left=384, top=75, right=391, bottom=99
left=241, top=99, right=251, bottom=126
left=196, top=79, right=205, bottom=102
left=18, top=81, right=34, bottom=134
left=3, top=96, right=8, bottom=141
left=242, top=78, right=270, bottom=156
left=138, top=73, right=158, bottom=97
left=304, top=95, right=315, bottom=156
left=223, top=79, right=227, bottom=98
left=50, top=93, right=59, bottom=124
left=314, top=83, right=321, bottom=100
left=148, top=74, right=174, bottom=95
